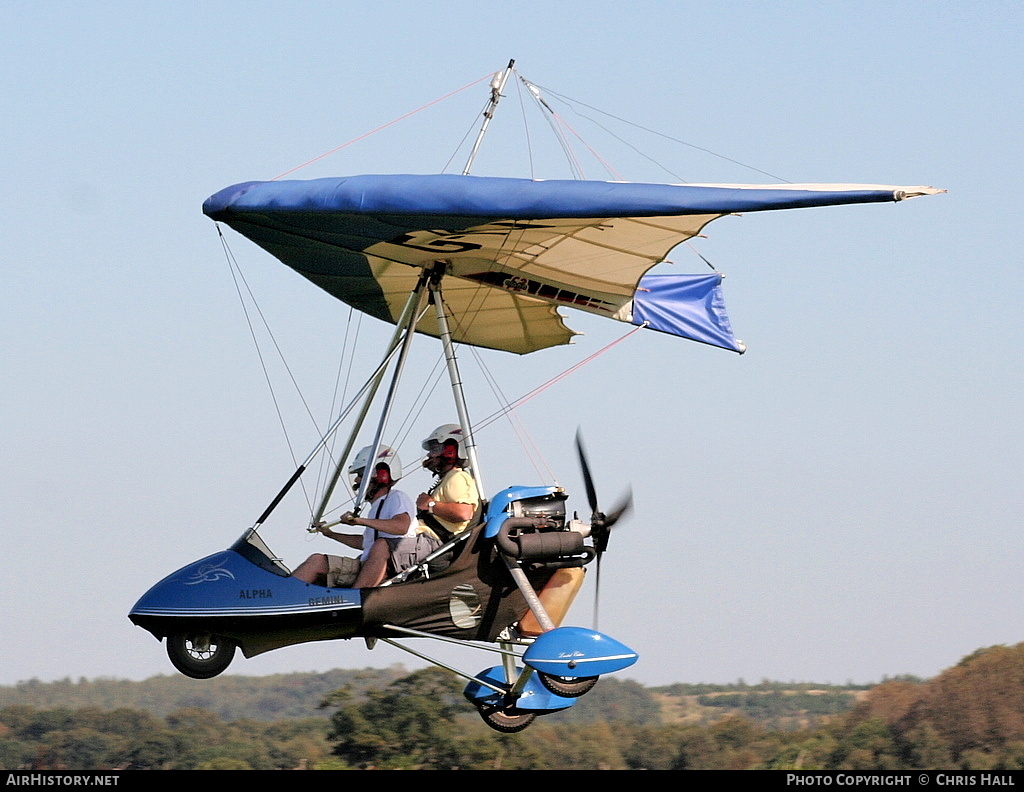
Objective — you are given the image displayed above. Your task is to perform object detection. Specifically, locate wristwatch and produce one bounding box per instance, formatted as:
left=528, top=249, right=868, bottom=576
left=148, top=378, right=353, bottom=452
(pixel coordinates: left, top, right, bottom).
left=427, top=500, right=436, bottom=513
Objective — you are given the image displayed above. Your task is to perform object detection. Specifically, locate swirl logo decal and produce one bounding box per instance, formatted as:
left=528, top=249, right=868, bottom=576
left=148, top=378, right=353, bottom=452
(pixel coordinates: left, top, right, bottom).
left=184, top=557, right=235, bottom=585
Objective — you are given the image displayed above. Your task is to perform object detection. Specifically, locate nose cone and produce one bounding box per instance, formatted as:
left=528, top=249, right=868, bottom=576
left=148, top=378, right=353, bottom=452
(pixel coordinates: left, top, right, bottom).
left=128, top=551, right=242, bottom=628
left=523, top=626, right=638, bottom=678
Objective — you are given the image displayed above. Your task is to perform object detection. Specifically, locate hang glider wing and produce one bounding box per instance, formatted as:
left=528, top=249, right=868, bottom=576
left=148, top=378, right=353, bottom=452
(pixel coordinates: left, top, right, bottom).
left=204, top=174, right=942, bottom=354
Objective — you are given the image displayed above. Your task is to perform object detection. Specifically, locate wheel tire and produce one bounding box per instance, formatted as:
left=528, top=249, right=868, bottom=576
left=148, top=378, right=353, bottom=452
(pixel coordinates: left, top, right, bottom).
left=477, top=704, right=537, bottom=734
left=166, top=633, right=235, bottom=679
left=538, top=672, right=599, bottom=698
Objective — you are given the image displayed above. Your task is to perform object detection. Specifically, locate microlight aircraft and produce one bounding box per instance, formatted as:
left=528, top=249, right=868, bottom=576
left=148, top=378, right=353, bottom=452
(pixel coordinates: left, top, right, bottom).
left=129, top=63, right=942, bottom=732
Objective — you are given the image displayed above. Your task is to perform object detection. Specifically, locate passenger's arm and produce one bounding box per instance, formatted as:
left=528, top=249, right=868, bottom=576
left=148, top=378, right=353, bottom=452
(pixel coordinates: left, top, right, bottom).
left=432, top=501, right=474, bottom=524
left=417, top=492, right=474, bottom=523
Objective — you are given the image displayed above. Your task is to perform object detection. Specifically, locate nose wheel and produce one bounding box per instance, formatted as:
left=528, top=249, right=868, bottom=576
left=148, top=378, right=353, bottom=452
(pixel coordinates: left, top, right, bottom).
left=166, top=633, right=236, bottom=679
left=475, top=703, right=536, bottom=733
left=537, top=672, right=598, bottom=698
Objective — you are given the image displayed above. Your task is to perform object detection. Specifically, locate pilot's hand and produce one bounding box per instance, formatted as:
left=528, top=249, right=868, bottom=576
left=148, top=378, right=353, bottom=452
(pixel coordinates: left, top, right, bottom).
left=416, top=493, right=432, bottom=511
left=339, top=511, right=358, bottom=526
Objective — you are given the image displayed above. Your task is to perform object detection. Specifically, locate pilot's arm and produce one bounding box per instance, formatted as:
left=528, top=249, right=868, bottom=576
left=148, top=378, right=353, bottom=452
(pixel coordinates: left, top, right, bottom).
left=312, top=522, right=364, bottom=549
left=338, top=510, right=414, bottom=537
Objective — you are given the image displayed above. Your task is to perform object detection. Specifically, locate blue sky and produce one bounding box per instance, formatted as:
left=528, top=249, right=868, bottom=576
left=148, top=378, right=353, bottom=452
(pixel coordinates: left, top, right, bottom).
left=2, top=1, right=1021, bottom=688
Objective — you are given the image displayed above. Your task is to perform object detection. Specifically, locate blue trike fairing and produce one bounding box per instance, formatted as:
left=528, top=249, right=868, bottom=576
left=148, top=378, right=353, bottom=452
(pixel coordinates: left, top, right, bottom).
left=128, top=537, right=364, bottom=658
left=130, top=517, right=566, bottom=653
left=464, top=666, right=575, bottom=713
left=524, top=626, right=639, bottom=678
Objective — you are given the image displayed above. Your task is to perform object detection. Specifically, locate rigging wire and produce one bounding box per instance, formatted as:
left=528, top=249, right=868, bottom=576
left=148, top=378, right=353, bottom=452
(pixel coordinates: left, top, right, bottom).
left=441, top=112, right=483, bottom=175
left=217, top=230, right=328, bottom=438
left=518, top=75, right=737, bottom=271
left=520, top=77, right=587, bottom=180
left=513, top=72, right=536, bottom=181
left=553, top=112, right=624, bottom=181
left=314, top=306, right=361, bottom=501
left=308, top=302, right=434, bottom=523
left=523, top=75, right=681, bottom=183
left=432, top=260, right=556, bottom=477
left=528, top=81, right=792, bottom=184
left=272, top=72, right=494, bottom=180
left=520, top=76, right=623, bottom=181
left=316, top=311, right=435, bottom=524
left=685, top=240, right=720, bottom=272
left=217, top=227, right=314, bottom=510
left=469, top=346, right=557, bottom=484
left=472, top=324, right=646, bottom=434
left=391, top=351, right=449, bottom=456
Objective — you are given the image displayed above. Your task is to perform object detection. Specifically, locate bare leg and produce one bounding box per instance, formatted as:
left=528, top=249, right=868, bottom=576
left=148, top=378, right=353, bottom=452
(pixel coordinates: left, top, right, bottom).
left=291, top=553, right=328, bottom=584
left=353, top=539, right=390, bottom=588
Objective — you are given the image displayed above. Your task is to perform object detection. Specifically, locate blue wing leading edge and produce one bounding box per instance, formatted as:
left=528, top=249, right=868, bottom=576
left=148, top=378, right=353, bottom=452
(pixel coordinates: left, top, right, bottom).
left=204, top=174, right=942, bottom=354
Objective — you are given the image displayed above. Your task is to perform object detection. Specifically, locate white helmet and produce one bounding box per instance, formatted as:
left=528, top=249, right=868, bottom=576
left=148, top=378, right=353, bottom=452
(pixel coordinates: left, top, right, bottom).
left=421, top=423, right=466, bottom=460
left=348, top=445, right=402, bottom=489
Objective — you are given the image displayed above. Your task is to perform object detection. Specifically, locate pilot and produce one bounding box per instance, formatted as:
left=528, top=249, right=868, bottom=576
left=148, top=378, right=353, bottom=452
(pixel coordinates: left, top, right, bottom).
left=291, top=445, right=439, bottom=588
left=416, top=424, right=480, bottom=541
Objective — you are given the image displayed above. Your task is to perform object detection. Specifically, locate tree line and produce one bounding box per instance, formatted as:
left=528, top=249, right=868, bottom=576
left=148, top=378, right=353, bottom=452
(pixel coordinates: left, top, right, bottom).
left=0, top=668, right=856, bottom=727
left=5, top=644, right=1024, bottom=769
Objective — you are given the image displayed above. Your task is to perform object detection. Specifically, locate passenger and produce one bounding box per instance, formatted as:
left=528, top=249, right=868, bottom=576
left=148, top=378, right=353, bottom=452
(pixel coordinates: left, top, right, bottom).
left=292, top=445, right=440, bottom=588
left=416, top=424, right=481, bottom=542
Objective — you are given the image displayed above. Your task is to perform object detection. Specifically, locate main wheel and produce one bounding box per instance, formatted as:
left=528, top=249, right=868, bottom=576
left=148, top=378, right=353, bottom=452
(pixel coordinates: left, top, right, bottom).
left=166, top=633, right=236, bottom=679
left=538, top=672, right=599, bottom=698
left=477, top=704, right=536, bottom=734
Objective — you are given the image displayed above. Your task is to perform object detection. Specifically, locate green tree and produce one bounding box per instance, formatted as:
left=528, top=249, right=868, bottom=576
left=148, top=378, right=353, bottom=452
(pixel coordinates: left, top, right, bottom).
left=325, top=667, right=481, bottom=769
left=904, top=723, right=953, bottom=770
left=40, top=728, right=123, bottom=770
left=196, top=756, right=253, bottom=770
left=124, top=728, right=183, bottom=770
left=830, top=718, right=902, bottom=770
left=518, top=721, right=625, bottom=769
left=623, top=724, right=691, bottom=770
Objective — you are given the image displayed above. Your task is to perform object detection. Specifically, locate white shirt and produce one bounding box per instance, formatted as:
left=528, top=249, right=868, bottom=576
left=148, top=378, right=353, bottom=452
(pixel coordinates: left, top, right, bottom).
left=359, top=488, right=416, bottom=561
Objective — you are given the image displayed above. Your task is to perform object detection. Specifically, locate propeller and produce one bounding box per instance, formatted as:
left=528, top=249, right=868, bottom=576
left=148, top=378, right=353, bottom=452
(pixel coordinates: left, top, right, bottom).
left=575, top=430, right=633, bottom=629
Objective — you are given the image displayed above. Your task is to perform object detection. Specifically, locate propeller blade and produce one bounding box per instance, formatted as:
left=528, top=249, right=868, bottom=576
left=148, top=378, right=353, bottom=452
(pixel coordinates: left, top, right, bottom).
left=575, top=430, right=598, bottom=517
left=602, top=488, right=634, bottom=531
left=592, top=487, right=633, bottom=555
left=576, top=427, right=635, bottom=629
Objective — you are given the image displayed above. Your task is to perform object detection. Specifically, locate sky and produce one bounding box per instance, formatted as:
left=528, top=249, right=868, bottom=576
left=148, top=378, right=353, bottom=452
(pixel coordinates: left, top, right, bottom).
left=2, top=1, right=1021, bottom=690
